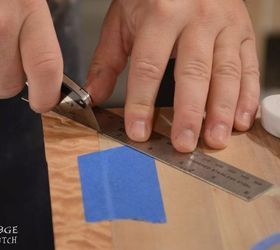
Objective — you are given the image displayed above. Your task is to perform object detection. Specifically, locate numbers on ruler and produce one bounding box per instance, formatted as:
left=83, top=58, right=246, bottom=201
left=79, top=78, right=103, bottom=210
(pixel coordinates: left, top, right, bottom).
left=97, top=109, right=272, bottom=201
left=254, top=181, right=263, bottom=186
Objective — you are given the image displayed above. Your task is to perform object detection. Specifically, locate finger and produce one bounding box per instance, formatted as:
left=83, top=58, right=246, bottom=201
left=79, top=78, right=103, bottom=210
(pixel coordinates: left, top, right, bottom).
left=20, top=0, right=63, bottom=113
left=0, top=2, right=25, bottom=98
left=234, top=38, right=260, bottom=131
left=125, top=18, right=178, bottom=142
left=171, top=26, right=216, bottom=152
left=85, top=1, right=128, bottom=104
left=204, top=27, right=242, bottom=149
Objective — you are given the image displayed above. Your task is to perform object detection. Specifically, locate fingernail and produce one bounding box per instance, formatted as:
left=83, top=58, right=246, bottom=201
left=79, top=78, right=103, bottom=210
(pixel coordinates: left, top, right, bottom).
left=238, top=112, right=252, bottom=128
left=210, top=123, right=229, bottom=144
left=129, top=120, right=148, bottom=141
left=175, top=129, right=196, bottom=151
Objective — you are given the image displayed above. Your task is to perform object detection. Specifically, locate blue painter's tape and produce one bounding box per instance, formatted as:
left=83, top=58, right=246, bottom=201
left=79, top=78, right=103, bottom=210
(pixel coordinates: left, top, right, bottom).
left=252, top=233, right=280, bottom=250
left=78, top=146, right=166, bottom=223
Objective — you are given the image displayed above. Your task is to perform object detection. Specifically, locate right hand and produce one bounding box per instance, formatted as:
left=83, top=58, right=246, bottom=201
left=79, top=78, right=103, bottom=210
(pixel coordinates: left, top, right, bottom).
left=0, top=0, right=63, bottom=112
left=86, top=0, right=260, bottom=152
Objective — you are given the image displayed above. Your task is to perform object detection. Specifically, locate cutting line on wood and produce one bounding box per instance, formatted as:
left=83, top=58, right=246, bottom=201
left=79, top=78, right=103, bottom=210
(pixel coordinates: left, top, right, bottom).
left=159, top=114, right=172, bottom=127
left=50, top=74, right=274, bottom=202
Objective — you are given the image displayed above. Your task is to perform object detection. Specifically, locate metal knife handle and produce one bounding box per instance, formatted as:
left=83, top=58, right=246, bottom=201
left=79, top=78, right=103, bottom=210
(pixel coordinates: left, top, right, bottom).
left=21, top=74, right=93, bottom=109
left=62, top=74, right=92, bottom=108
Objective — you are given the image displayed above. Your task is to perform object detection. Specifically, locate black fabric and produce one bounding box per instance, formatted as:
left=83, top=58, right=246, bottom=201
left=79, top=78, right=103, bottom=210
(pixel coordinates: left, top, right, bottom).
left=156, top=59, right=175, bottom=107
left=264, top=34, right=280, bottom=89
left=0, top=87, right=54, bottom=250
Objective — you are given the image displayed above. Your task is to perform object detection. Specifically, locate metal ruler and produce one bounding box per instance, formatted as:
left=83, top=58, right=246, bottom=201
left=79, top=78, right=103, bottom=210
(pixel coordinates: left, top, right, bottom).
left=93, top=108, right=272, bottom=201
left=53, top=74, right=273, bottom=202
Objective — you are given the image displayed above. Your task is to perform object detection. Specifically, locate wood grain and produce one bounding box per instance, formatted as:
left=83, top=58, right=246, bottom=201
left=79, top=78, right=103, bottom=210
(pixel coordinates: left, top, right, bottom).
left=43, top=112, right=113, bottom=250
left=43, top=108, right=280, bottom=250
left=110, top=108, right=280, bottom=250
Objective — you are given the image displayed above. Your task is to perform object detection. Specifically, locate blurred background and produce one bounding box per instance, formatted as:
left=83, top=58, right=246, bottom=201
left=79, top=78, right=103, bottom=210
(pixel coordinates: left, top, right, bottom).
left=50, top=0, right=280, bottom=107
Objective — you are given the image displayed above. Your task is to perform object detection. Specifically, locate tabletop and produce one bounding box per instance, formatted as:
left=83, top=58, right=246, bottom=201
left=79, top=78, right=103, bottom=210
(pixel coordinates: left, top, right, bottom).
left=42, top=108, right=280, bottom=250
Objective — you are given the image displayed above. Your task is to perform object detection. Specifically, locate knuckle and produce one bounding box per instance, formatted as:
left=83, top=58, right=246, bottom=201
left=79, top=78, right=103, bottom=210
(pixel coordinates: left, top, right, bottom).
left=90, top=61, right=119, bottom=78
left=216, top=101, right=235, bottom=115
left=242, top=64, right=260, bottom=79
left=32, top=53, right=63, bottom=76
left=134, top=59, right=163, bottom=82
left=196, top=3, right=217, bottom=20
left=89, top=62, right=108, bottom=81
left=127, top=94, right=155, bottom=109
left=241, top=92, right=260, bottom=108
left=177, top=104, right=205, bottom=118
left=214, top=60, right=241, bottom=80
left=88, top=62, right=103, bottom=77
left=153, top=0, right=175, bottom=19
left=176, top=60, right=211, bottom=82
left=128, top=102, right=153, bottom=111
left=125, top=102, right=154, bottom=120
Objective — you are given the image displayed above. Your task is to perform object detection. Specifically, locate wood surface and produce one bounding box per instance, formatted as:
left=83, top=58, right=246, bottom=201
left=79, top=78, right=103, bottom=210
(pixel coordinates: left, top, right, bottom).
left=43, top=108, right=280, bottom=250
left=42, top=113, right=113, bottom=250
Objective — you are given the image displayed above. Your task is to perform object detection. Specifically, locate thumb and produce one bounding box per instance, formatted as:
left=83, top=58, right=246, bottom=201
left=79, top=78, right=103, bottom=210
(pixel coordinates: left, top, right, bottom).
left=85, top=1, right=129, bottom=104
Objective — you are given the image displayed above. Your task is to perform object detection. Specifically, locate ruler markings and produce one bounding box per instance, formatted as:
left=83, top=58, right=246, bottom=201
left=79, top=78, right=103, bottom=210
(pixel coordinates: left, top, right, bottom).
left=94, top=107, right=273, bottom=201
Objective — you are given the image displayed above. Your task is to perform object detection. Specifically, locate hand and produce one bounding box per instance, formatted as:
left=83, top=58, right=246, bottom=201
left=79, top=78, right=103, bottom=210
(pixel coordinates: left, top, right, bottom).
left=0, top=0, right=63, bottom=112
left=86, top=0, right=260, bottom=152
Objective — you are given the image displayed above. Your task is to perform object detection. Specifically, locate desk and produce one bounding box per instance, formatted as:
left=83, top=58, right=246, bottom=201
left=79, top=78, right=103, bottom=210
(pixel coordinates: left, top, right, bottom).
left=42, top=108, right=280, bottom=250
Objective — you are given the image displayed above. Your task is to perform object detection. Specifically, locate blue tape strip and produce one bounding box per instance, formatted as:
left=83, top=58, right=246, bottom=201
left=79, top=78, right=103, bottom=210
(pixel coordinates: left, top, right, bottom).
left=78, top=146, right=166, bottom=223
left=252, top=233, right=280, bottom=250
